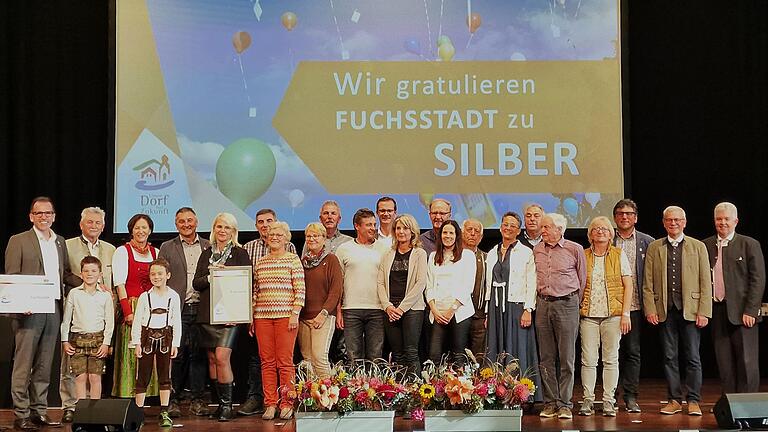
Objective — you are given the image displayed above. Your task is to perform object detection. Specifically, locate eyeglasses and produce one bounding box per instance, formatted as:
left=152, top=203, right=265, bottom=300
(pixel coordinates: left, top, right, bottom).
left=500, top=223, right=520, bottom=230
left=31, top=211, right=55, bottom=217
left=268, top=233, right=285, bottom=238
left=614, top=211, right=636, bottom=217
left=592, top=226, right=612, bottom=233
left=430, top=211, right=450, bottom=216
left=306, top=234, right=323, bottom=239
left=377, top=209, right=395, bottom=213
left=664, top=218, right=685, bottom=224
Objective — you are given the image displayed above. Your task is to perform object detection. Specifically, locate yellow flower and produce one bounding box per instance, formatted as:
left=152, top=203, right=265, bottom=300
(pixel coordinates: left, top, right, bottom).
left=520, top=377, right=536, bottom=392
left=419, top=384, right=436, bottom=399
left=297, top=382, right=304, bottom=393
left=480, top=367, right=494, bottom=379
left=367, top=388, right=376, bottom=399
left=311, top=382, right=320, bottom=392
left=337, top=371, right=347, bottom=381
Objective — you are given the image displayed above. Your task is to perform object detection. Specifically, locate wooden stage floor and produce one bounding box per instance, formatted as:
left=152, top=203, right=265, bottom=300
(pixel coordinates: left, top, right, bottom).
left=1, top=379, right=766, bottom=431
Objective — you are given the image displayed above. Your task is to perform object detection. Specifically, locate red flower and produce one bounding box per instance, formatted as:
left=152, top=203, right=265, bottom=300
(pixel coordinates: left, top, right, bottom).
left=476, top=383, right=489, bottom=397
left=495, top=384, right=508, bottom=398
left=339, top=387, right=350, bottom=398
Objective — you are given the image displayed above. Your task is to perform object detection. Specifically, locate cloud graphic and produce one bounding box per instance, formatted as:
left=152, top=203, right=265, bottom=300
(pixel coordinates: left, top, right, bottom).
left=177, top=135, right=225, bottom=183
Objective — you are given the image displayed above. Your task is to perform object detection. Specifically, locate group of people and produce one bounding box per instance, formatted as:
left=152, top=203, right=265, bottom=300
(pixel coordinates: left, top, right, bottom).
left=3, top=195, right=764, bottom=430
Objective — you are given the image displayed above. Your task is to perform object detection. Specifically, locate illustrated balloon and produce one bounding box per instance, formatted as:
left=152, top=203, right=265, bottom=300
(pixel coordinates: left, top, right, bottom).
left=281, top=11, right=297, bottom=31
left=438, top=42, right=455, bottom=61
left=232, top=31, right=252, bottom=54
left=419, top=193, right=434, bottom=208
left=216, top=138, right=276, bottom=209
left=467, top=12, right=482, bottom=34
left=437, top=35, right=451, bottom=47
left=510, top=52, right=526, bottom=61
left=563, top=197, right=579, bottom=217
left=288, top=189, right=305, bottom=208
left=404, top=38, right=421, bottom=56
left=584, top=192, right=601, bottom=208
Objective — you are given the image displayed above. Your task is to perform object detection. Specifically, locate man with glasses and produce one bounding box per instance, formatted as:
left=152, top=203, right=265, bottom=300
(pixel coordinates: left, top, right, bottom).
left=643, top=206, right=711, bottom=416
left=239, top=209, right=296, bottom=416
left=5, top=197, right=82, bottom=430
left=420, top=198, right=451, bottom=256
left=611, top=199, right=654, bottom=413
left=375, top=197, right=397, bottom=249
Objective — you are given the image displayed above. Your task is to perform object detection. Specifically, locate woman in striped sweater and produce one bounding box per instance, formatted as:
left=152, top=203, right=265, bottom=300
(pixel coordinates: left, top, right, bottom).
left=253, top=221, right=305, bottom=421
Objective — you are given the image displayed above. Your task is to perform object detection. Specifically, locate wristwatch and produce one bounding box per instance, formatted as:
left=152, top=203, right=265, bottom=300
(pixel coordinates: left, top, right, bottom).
left=451, top=303, right=459, bottom=310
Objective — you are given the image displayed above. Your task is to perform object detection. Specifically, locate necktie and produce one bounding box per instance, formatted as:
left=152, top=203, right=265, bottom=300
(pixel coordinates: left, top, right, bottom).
left=713, top=241, right=726, bottom=301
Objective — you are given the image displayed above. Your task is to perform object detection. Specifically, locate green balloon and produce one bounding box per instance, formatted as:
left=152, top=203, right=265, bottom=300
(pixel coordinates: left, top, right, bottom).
left=437, top=35, right=451, bottom=47
left=216, top=138, right=276, bottom=209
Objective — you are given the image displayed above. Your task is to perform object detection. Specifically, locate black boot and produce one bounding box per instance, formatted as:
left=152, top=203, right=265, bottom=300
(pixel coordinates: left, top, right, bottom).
left=208, top=381, right=221, bottom=420
left=217, top=383, right=235, bottom=422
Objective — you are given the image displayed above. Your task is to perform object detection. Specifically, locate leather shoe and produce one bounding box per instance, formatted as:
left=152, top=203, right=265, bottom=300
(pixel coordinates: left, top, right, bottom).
left=660, top=400, right=682, bottom=415
left=30, top=415, right=60, bottom=427
left=687, top=401, right=703, bottom=416
left=14, top=419, right=40, bottom=431
left=61, top=410, right=75, bottom=424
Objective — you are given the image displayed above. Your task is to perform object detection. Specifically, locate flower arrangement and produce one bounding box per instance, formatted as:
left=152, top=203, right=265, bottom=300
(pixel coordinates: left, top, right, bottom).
left=282, top=360, right=412, bottom=414
left=406, top=350, right=537, bottom=419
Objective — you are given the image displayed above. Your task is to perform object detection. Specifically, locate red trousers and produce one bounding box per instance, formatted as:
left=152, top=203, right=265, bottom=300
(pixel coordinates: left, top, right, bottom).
left=255, top=317, right=297, bottom=408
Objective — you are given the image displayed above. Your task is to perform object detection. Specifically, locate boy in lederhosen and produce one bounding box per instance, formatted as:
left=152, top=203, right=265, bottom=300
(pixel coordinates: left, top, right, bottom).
left=61, top=256, right=115, bottom=408
left=131, top=258, right=182, bottom=428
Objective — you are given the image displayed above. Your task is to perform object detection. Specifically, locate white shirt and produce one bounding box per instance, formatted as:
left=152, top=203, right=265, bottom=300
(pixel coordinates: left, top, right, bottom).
left=112, top=245, right=159, bottom=286
left=717, top=231, right=735, bottom=246
left=335, top=240, right=386, bottom=310
left=34, top=227, right=61, bottom=295
left=426, top=249, right=477, bottom=323
left=130, top=288, right=182, bottom=348
left=61, top=285, right=115, bottom=345
left=667, top=234, right=685, bottom=247
left=484, top=242, right=537, bottom=311
left=587, top=250, right=632, bottom=317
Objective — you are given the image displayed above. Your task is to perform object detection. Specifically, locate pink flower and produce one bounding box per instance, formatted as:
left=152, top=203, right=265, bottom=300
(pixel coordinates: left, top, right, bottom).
left=495, top=384, right=507, bottom=398
left=434, top=382, right=446, bottom=397
left=513, top=383, right=530, bottom=402
left=354, top=390, right=369, bottom=404
left=475, top=383, right=489, bottom=397
left=411, top=408, right=425, bottom=421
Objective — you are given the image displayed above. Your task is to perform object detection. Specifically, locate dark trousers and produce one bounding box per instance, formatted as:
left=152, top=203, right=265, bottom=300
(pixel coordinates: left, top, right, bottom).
left=618, top=310, right=643, bottom=402
left=171, top=305, right=207, bottom=400
left=660, top=306, right=702, bottom=402
left=429, top=316, right=471, bottom=366
left=245, top=324, right=264, bottom=402
left=329, top=329, right=348, bottom=364
left=384, top=309, right=423, bottom=375
left=11, top=310, right=60, bottom=419
left=136, top=348, right=171, bottom=393
left=535, top=295, right=579, bottom=409
left=419, top=309, right=433, bottom=364
left=343, top=309, right=385, bottom=363
left=469, top=316, right=487, bottom=359
left=711, top=302, right=760, bottom=393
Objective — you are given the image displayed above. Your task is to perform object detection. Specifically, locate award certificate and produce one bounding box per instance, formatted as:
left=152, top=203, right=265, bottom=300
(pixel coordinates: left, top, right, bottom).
left=209, top=266, right=253, bottom=324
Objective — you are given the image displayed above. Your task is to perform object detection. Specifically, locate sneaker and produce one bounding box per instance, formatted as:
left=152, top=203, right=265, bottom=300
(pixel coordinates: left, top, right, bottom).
left=261, top=406, right=276, bottom=420
left=687, top=401, right=702, bottom=416
left=167, top=401, right=182, bottom=418
left=603, top=401, right=617, bottom=417
left=660, top=400, right=682, bottom=415
left=578, top=400, right=594, bottom=416
left=557, top=407, right=573, bottom=419
left=539, top=405, right=558, bottom=418
left=626, top=399, right=641, bottom=413
left=159, top=411, right=173, bottom=428
left=237, top=397, right=264, bottom=416
left=189, top=399, right=210, bottom=416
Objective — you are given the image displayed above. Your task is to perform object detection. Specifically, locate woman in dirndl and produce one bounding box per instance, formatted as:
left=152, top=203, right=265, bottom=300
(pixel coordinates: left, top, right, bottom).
left=111, top=213, right=159, bottom=397
left=484, top=211, right=542, bottom=402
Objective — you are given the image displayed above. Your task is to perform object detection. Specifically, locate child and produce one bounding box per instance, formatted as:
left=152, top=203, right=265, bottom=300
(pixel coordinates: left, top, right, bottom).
left=130, top=258, right=182, bottom=428
left=61, top=256, right=115, bottom=406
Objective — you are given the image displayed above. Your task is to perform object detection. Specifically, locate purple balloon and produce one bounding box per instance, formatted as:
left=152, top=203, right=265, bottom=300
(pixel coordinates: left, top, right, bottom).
left=404, top=38, right=421, bottom=56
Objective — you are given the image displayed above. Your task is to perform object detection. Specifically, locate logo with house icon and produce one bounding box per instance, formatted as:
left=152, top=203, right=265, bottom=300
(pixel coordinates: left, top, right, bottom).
left=133, top=154, right=175, bottom=190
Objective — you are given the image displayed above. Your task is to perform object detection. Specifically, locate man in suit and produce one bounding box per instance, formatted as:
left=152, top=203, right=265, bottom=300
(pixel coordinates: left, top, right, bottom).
left=611, top=199, right=654, bottom=413
left=703, top=202, right=765, bottom=394
left=158, top=207, right=211, bottom=417
left=462, top=218, right=487, bottom=358
left=61, top=206, right=116, bottom=423
left=643, top=205, right=712, bottom=416
left=5, top=197, right=82, bottom=430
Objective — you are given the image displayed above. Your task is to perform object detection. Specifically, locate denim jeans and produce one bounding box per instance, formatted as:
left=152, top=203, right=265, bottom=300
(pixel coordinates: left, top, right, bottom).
left=171, top=305, right=208, bottom=400
left=384, top=309, right=423, bottom=375
left=661, top=306, right=702, bottom=402
left=428, top=316, right=471, bottom=366
left=343, top=309, right=385, bottom=363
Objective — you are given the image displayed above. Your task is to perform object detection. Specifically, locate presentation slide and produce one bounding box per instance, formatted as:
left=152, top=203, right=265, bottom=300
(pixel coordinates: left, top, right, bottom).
left=115, top=0, right=624, bottom=232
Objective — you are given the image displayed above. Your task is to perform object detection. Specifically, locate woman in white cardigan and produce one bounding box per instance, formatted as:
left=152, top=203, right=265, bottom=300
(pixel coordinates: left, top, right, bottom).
left=426, top=220, right=476, bottom=366
left=377, top=214, right=428, bottom=376
left=484, top=212, right=542, bottom=401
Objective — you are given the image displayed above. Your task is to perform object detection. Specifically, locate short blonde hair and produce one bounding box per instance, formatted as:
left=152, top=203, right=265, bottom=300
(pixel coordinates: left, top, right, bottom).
left=209, top=212, right=240, bottom=247
left=305, top=222, right=327, bottom=237
left=269, top=220, right=292, bottom=242
left=587, top=216, right=614, bottom=244
left=392, top=214, right=422, bottom=250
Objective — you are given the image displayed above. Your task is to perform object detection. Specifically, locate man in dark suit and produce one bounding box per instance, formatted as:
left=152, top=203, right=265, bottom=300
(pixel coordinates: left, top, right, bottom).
left=612, top=199, right=654, bottom=413
left=643, top=206, right=712, bottom=417
left=158, top=207, right=211, bottom=417
left=5, top=197, right=82, bottom=430
left=703, top=202, right=765, bottom=394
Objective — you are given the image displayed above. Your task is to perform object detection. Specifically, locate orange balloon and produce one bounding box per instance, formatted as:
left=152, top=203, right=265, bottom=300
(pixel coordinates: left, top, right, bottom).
left=232, top=31, right=252, bottom=54
left=467, top=12, right=482, bottom=33
left=281, top=12, right=297, bottom=31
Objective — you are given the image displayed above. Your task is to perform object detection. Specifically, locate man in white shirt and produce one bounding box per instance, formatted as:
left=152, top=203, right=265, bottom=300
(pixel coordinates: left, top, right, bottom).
left=375, top=196, right=397, bottom=249
left=5, top=197, right=82, bottom=430
left=335, top=208, right=388, bottom=363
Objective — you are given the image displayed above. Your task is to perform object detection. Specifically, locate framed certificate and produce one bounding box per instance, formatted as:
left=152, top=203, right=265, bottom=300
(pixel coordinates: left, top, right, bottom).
left=209, top=266, right=253, bottom=324
left=0, top=275, right=58, bottom=313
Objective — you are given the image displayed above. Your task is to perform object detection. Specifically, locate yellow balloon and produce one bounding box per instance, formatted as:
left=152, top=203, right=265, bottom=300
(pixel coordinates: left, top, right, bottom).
left=232, top=31, right=252, bottom=54
left=419, top=193, right=434, bottom=208
left=438, top=42, right=455, bottom=61
left=281, top=12, right=297, bottom=31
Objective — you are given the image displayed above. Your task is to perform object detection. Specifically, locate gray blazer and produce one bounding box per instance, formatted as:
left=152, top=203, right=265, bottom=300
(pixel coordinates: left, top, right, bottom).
left=158, top=236, right=211, bottom=312
left=377, top=247, right=428, bottom=311
left=703, top=233, right=766, bottom=324
left=5, top=228, right=82, bottom=297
